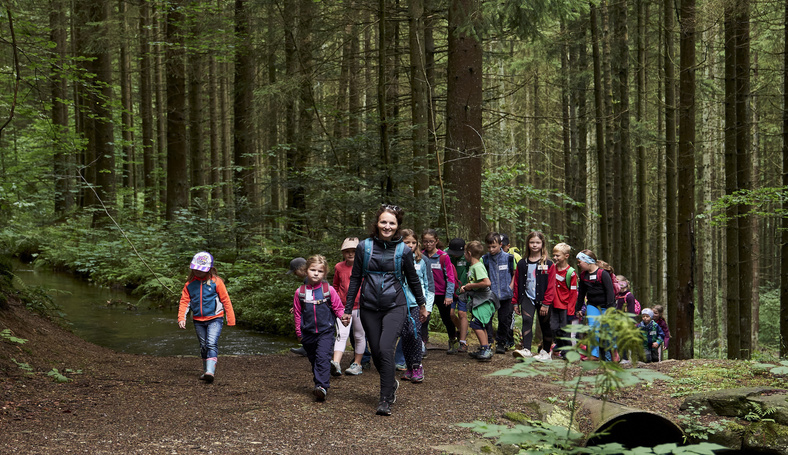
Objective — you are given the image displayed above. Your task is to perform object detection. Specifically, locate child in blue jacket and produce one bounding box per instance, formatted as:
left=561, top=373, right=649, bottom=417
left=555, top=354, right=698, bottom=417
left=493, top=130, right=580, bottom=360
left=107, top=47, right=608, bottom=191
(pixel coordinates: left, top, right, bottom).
left=636, top=308, right=664, bottom=363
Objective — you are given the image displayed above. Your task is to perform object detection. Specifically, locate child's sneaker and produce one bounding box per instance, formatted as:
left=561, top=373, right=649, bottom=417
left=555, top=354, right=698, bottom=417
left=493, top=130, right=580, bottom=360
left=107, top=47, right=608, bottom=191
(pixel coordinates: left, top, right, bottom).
left=330, top=360, right=343, bottom=376
left=477, top=347, right=493, bottom=362
left=534, top=349, right=552, bottom=362
left=313, top=386, right=327, bottom=401
left=345, top=362, right=363, bottom=375
left=395, top=363, right=407, bottom=371
left=376, top=400, right=392, bottom=416
left=495, top=344, right=507, bottom=354
left=457, top=342, right=468, bottom=354
left=446, top=340, right=459, bottom=354
left=403, top=368, right=414, bottom=381
left=512, top=348, right=533, bottom=359
left=411, top=365, right=424, bottom=383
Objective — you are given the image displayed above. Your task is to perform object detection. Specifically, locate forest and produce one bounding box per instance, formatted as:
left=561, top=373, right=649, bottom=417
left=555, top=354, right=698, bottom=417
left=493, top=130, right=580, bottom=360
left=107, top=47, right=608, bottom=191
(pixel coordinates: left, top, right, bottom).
left=0, top=0, right=785, bottom=362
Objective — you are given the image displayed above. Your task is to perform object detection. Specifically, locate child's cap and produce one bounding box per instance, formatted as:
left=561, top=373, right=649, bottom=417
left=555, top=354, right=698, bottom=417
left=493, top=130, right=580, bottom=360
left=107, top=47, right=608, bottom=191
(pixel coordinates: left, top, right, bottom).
left=190, top=251, right=214, bottom=272
left=286, top=257, right=306, bottom=274
left=340, top=237, right=359, bottom=251
left=446, top=238, right=465, bottom=257
left=641, top=308, right=654, bottom=318
left=500, top=234, right=510, bottom=246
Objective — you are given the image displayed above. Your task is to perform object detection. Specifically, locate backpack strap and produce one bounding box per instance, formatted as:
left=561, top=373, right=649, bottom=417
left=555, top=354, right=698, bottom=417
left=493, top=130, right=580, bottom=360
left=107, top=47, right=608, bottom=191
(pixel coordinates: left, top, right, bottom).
left=508, top=254, right=515, bottom=277
left=394, top=241, right=405, bottom=281
left=362, top=238, right=373, bottom=275
left=321, top=281, right=330, bottom=301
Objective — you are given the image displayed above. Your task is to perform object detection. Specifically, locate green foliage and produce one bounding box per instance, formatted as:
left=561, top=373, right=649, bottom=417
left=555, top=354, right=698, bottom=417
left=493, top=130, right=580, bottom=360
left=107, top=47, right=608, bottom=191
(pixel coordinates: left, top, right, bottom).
left=0, top=329, right=27, bottom=344
left=464, top=309, right=726, bottom=454
left=743, top=402, right=776, bottom=423
left=677, top=405, right=726, bottom=441
left=46, top=368, right=72, bottom=383
left=757, top=287, right=780, bottom=349
left=12, top=359, right=33, bottom=376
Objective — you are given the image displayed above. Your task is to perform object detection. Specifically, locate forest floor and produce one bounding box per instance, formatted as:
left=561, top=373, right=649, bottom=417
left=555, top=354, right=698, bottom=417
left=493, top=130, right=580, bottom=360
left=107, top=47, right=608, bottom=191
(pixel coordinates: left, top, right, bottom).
left=0, top=298, right=783, bottom=454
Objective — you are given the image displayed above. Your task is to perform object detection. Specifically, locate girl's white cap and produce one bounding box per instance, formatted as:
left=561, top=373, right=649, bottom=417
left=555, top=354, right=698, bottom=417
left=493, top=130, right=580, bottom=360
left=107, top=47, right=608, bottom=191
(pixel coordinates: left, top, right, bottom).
left=190, top=251, right=214, bottom=272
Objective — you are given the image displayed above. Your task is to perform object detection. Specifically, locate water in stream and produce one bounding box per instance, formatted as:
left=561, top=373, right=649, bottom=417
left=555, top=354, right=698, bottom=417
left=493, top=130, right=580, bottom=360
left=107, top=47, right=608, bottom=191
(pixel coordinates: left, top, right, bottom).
left=12, top=262, right=295, bottom=356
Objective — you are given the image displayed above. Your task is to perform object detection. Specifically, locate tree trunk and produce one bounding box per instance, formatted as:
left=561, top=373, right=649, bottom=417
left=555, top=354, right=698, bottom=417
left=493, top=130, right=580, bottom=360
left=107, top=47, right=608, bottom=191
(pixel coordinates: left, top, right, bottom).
left=51, top=0, right=71, bottom=214
left=676, top=0, right=696, bottom=360
left=636, top=0, right=649, bottom=298
left=724, top=4, right=741, bottom=358
left=735, top=0, right=752, bottom=359
left=590, top=3, right=608, bottom=254
left=614, top=0, right=631, bottom=276
left=119, top=0, right=134, bottom=213
left=188, top=4, right=205, bottom=213
left=664, top=0, right=678, bottom=349
left=410, top=0, right=429, bottom=231
left=781, top=0, right=788, bottom=358
left=234, top=0, right=258, bottom=215
left=139, top=0, right=156, bottom=215
left=165, top=0, right=189, bottom=221
left=445, top=0, right=483, bottom=239
left=378, top=0, right=392, bottom=196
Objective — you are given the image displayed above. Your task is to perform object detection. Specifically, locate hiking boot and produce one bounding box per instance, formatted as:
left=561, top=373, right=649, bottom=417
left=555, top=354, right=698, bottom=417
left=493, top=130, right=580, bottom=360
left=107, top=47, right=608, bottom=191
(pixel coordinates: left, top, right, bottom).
left=345, top=362, right=363, bottom=375
left=457, top=342, right=468, bottom=354
left=411, top=365, right=424, bottom=383
left=376, top=400, right=392, bottom=416
left=313, top=386, right=327, bottom=402
left=403, top=368, right=414, bottom=382
left=512, top=349, right=533, bottom=359
left=495, top=344, right=507, bottom=355
left=330, top=360, right=343, bottom=376
left=468, top=348, right=482, bottom=359
left=446, top=340, right=459, bottom=355
left=477, top=347, right=493, bottom=362
left=290, top=346, right=307, bottom=356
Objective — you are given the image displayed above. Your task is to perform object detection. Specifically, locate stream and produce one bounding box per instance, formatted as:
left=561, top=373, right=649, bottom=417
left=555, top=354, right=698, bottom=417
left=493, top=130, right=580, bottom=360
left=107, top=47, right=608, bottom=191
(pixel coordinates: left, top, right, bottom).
left=12, top=262, right=295, bottom=356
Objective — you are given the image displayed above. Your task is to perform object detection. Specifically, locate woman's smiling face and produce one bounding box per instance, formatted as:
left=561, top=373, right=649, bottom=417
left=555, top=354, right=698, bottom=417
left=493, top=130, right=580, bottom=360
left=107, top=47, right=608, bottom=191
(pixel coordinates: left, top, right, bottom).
left=377, top=212, right=398, bottom=241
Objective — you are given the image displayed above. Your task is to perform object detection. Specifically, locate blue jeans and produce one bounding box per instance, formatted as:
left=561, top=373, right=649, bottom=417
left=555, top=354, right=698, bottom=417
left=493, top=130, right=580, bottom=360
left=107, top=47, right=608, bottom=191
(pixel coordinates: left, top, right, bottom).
left=194, top=318, right=224, bottom=359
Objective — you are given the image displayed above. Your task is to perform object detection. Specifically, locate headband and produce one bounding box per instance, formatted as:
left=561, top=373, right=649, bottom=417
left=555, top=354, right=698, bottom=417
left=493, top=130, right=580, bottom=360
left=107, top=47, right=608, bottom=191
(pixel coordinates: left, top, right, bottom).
left=576, top=252, right=596, bottom=264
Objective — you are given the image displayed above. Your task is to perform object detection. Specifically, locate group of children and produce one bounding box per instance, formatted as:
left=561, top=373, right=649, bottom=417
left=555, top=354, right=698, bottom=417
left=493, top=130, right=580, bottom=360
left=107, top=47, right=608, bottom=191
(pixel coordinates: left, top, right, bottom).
left=176, top=230, right=671, bottom=407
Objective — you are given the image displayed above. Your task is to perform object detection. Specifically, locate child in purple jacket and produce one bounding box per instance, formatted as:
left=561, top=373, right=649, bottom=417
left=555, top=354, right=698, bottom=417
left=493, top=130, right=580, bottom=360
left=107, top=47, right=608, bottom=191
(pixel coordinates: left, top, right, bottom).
left=652, top=304, right=670, bottom=360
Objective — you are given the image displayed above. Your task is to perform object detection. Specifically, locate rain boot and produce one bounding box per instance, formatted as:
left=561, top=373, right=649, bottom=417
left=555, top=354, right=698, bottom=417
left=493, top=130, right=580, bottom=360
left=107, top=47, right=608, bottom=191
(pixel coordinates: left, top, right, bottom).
left=204, top=358, right=217, bottom=383
left=199, top=359, right=208, bottom=381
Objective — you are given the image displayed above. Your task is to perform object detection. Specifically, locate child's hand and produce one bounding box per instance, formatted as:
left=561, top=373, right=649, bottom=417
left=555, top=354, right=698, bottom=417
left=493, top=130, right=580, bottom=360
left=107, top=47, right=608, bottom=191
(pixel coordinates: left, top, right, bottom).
left=419, top=306, right=429, bottom=322
left=539, top=305, right=549, bottom=317
left=444, top=297, right=452, bottom=307
left=340, top=314, right=352, bottom=326
left=178, top=320, right=186, bottom=329
left=514, top=305, right=521, bottom=316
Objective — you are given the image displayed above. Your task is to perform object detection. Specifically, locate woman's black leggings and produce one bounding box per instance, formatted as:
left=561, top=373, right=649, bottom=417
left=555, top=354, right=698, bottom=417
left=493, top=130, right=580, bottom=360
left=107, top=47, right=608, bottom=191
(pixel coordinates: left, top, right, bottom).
left=361, top=305, right=407, bottom=402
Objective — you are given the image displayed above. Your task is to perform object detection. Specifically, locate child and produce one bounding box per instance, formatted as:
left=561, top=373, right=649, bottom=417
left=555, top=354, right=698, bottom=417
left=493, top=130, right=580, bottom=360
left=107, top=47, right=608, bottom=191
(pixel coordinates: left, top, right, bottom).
left=547, top=242, right=577, bottom=359
left=482, top=232, right=516, bottom=354
left=511, top=231, right=555, bottom=361
left=652, top=305, right=670, bottom=360
left=293, top=255, right=347, bottom=401
left=500, top=234, right=522, bottom=264
left=178, top=251, right=235, bottom=383
left=447, top=238, right=470, bottom=353
left=459, top=241, right=498, bottom=361
left=637, top=308, right=664, bottom=363
left=331, top=238, right=366, bottom=376
left=395, top=229, right=435, bottom=383
left=615, top=275, right=638, bottom=315
left=421, top=229, right=458, bottom=353
left=575, top=249, right=616, bottom=360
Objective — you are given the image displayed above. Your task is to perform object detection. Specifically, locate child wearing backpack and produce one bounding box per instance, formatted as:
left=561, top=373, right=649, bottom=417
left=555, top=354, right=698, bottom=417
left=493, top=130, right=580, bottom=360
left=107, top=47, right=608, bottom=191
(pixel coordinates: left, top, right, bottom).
left=637, top=308, right=664, bottom=363
left=482, top=232, right=516, bottom=354
left=652, top=305, right=670, bottom=360
left=548, top=242, right=577, bottom=359
left=293, top=255, right=347, bottom=401
left=421, top=229, right=458, bottom=353
left=459, top=241, right=498, bottom=361
left=575, top=249, right=616, bottom=361
left=447, top=238, right=470, bottom=353
left=394, top=229, right=434, bottom=383
left=615, top=275, right=640, bottom=316
left=511, top=231, right=555, bottom=361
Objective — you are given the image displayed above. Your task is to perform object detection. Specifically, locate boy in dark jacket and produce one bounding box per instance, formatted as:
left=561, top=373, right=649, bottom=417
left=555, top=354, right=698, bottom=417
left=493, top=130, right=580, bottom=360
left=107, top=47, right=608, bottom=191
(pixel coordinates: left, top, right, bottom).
left=636, top=308, right=664, bottom=363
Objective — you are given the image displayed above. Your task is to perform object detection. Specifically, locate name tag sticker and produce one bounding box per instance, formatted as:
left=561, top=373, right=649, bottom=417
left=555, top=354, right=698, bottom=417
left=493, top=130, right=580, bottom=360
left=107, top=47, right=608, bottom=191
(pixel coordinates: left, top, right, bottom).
left=431, top=262, right=441, bottom=269
left=570, top=285, right=577, bottom=290
left=459, top=260, right=467, bottom=266
left=538, top=265, right=548, bottom=271
left=306, top=289, right=313, bottom=301
left=556, top=274, right=566, bottom=282
left=415, top=264, right=421, bottom=271
left=589, top=274, right=596, bottom=280
left=498, top=264, right=508, bottom=271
